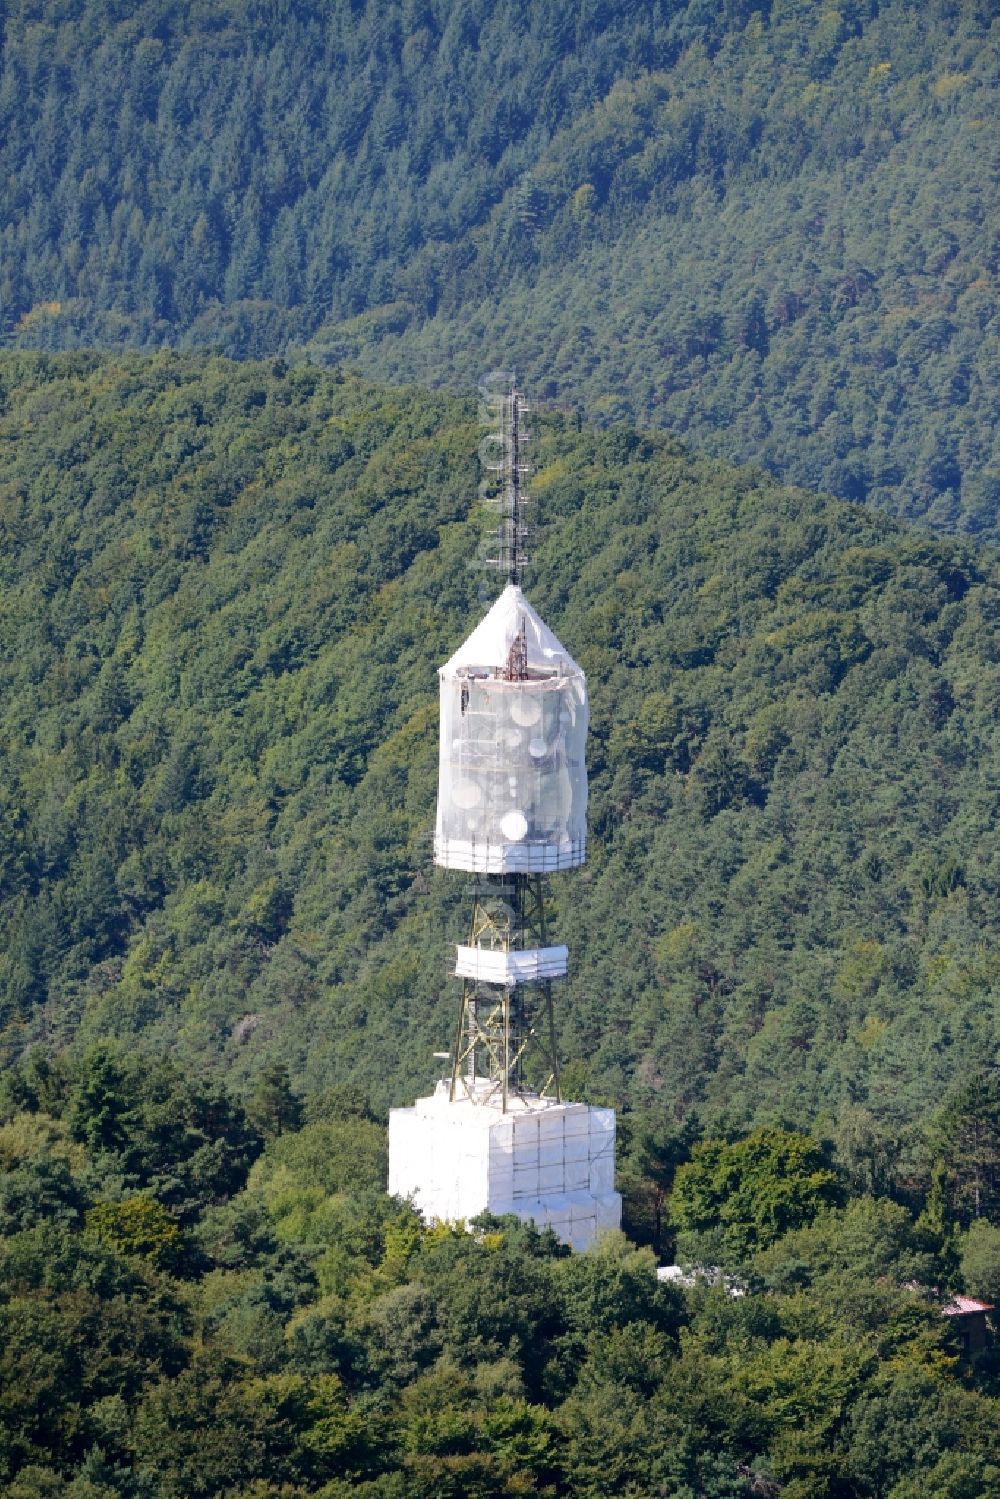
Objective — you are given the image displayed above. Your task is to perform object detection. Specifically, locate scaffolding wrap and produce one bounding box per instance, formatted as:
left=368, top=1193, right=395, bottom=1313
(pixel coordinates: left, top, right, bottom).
left=387, top=378, right=620, bottom=1251
left=388, top=1087, right=621, bottom=1253
left=454, top=943, right=568, bottom=984
left=434, top=585, right=588, bottom=875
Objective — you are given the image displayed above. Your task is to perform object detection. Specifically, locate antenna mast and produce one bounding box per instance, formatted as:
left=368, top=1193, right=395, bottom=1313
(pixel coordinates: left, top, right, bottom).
left=501, top=380, right=529, bottom=586
left=481, top=374, right=531, bottom=586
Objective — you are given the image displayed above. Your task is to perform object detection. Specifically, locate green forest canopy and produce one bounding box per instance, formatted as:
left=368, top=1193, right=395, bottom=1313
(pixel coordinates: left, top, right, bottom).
left=1, top=0, right=997, bottom=534
left=1, top=351, right=999, bottom=1199
left=2, top=1044, right=998, bottom=1497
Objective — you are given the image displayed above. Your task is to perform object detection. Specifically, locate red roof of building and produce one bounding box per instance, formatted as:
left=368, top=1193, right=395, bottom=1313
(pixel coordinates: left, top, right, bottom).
left=942, top=1295, right=994, bottom=1316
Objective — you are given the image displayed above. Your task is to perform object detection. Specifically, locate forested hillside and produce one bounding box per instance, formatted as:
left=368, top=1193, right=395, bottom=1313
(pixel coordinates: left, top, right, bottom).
left=2, top=0, right=997, bottom=534
left=2, top=351, right=999, bottom=1201
left=3, top=1045, right=999, bottom=1496
left=4, top=351, right=1000, bottom=1495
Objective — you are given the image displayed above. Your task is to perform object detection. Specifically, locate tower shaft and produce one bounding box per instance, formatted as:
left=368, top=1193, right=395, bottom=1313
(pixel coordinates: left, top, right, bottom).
left=449, top=873, right=562, bottom=1109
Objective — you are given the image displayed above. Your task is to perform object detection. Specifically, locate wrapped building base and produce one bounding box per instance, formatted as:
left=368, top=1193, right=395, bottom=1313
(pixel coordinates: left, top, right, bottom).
left=388, top=1082, right=621, bottom=1253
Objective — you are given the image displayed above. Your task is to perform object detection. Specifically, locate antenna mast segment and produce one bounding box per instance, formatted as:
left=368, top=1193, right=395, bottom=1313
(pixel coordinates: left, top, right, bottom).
left=487, top=377, right=531, bottom=586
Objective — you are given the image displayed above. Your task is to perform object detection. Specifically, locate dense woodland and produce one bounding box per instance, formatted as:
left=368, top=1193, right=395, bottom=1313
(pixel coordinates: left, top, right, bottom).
left=2, top=345, right=1000, bottom=1485
left=1, top=1043, right=999, bottom=1497
left=3, top=2, right=1000, bottom=1492
left=2, top=0, right=998, bottom=535
left=3, top=352, right=1000, bottom=1149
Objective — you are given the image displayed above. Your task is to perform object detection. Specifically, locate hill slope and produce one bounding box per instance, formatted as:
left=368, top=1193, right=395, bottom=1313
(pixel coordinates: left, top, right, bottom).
left=1, top=0, right=997, bottom=533
left=1, top=352, right=999, bottom=1168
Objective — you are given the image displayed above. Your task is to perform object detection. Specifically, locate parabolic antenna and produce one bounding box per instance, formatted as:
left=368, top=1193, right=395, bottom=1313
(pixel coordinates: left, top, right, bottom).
left=452, top=781, right=482, bottom=809
left=511, top=696, right=541, bottom=727
left=501, top=810, right=528, bottom=841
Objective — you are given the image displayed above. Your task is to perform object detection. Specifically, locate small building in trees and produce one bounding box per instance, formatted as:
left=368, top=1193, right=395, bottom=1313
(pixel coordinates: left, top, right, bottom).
left=942, top=1295, right=994, bottom=1361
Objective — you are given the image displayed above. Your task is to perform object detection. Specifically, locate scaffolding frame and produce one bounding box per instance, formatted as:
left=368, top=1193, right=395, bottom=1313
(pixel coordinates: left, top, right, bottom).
left=449, top=872, right=562, bottom=1110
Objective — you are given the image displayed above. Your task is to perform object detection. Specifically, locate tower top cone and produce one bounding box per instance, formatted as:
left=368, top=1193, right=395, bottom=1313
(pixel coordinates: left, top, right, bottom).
left=440, top=583, right=584, bottom=681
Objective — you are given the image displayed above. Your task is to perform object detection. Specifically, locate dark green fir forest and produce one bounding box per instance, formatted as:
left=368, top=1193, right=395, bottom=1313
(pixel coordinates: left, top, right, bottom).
left=1, top=3, right=1000, bottom=1498
left=2, top=0, right=998, bottom=533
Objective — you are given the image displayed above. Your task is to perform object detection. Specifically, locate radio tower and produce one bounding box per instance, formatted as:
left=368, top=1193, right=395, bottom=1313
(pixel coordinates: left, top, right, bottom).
left=388, top=376, right=621, bottom=1251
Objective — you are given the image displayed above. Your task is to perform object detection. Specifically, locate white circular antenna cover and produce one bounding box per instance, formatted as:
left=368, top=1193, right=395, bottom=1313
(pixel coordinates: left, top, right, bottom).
left=501, top=810, right=528, bottom=841
left=452, top=781, right=482, bottom=809
left=511, top=696, right=541, bottom=727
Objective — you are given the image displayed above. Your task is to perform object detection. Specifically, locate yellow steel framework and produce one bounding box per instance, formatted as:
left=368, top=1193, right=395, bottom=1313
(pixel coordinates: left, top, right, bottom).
left=449, top=873, right=562, bottom=1110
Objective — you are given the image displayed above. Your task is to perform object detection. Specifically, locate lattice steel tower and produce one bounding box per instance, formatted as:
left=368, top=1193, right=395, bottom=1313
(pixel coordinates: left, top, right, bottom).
left=435, top=378, right=586, bottom=1109
left=389, top=377, right=619, bottom=1250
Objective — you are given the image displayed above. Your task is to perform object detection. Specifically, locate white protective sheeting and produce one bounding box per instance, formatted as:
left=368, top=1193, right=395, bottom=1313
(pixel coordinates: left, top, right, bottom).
left=454, top=944, right=568, bottom=985
left=388, top=1086, right=621, bottom=1253
left=435, top=585, right=588, bottom=874
left=440, top=585, right=584, bottom=678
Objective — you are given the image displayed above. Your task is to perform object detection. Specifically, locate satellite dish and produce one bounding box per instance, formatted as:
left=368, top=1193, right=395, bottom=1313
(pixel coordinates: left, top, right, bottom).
left=511, top=695, right=541, bottom=727
left=452, top=780, right=482, bottom=809
left=478, top=433, right=506, bottom=472
left=501, top=810, right=528, bottom=841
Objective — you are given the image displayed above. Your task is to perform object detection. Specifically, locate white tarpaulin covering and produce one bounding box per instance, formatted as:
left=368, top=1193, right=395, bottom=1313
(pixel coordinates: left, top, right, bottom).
left=454, top=944, right=568, bottom=984
left=435, top=585, right=588, bottom=874
left=388, top=1086, right=621, bottom=1253
left=440, top=584, right=584, bottom=678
